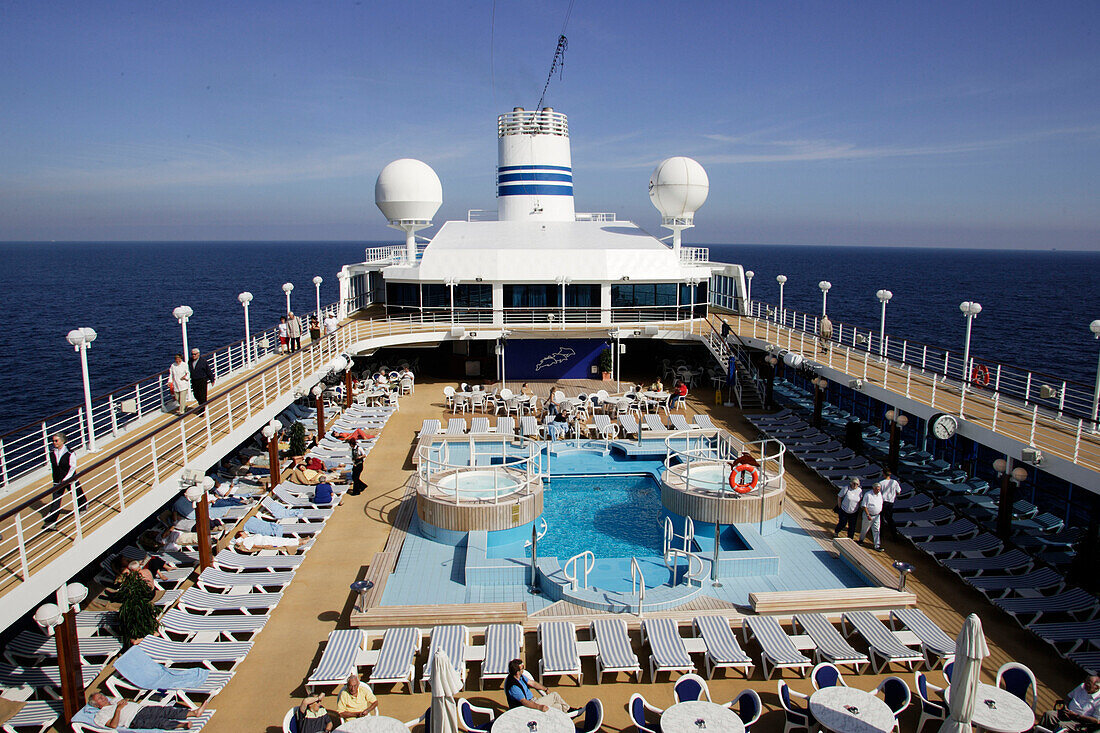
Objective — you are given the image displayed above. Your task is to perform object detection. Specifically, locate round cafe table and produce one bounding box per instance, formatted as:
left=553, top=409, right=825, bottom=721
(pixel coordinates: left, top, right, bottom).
left=334, top=715, right=408, bottom=733
left=945, top=683, right=1035, bottom=733
left=809, top=686, right=895, bottom=733
left=491, top=707, right=574, bottom=733
left=660, top=700, right=744, bottom=733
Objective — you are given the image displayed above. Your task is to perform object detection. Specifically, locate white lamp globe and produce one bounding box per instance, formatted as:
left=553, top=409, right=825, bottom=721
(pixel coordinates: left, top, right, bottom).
left=648, top=157, right=709, bottom=222
left=238, top=291, right=253, bottom=305
left=173, top=305, right=193, bottom=321
left=66, top=329, right=84, bottom=347
left=1089, top=319, right=1100, bottom=337
left=34, top=604, right=62, bottom=631
left=184, top=485, right=204, bottom=503
left=375, top=159, right=443, bottom=223
left=66, top=582, right=88, bottom=607
left=313, top=276, right=323, bottom=286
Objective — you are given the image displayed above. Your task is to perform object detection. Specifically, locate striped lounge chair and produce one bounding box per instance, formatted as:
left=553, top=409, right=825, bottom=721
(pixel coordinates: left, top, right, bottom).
left=159, top=608, right=268, bottom=642
left=520, top=416, right=541, bottom=439
left=592, top=414, right=615, bottom=440
left=468, top=417, right=491, bottom=435
left=743, top=616, right=812, bottom=679
left=4, top=631, right=121, bottom=664
left=591, top=618, right=642, bottom=683
left=70, top=703, right=215, bottom=733
left=641, top=618, right=695, bottom=681
left=447, top=418, right=467, bottom=435
left=1027, top=619, right=1100, bottom=653
left=213, top=549, right=304, bottom=572
left=479, top=623, right=523, bottom=689
left=419, top=419, right=442, bottom=436
left=537, top=621, right=582, bottom=685
left=0, top=663, right=103, bottom=689
left=889, top=609, right=956, bottom=668
left=419, top=625, right=469, bottom=692
left=693, top=414, right=717, bottom=430
left=966, top=568, right=1065, bottom=598
left=107, top=647, right=230, bottom=707
left=366, top=627, right=421, bottom=693
left=195, top=567, right=294, bottom=593
left=496, top=417, right=517, bottom=438
left=692, top=615, right=754, bottom=679
left=306, top=630, right=366, bottom=692
left=643, top=414, right=667, bottom=432
left=942, top=549, right=1032, bottom=576
left=916, top=533, right=1003, bottom=559
left=842, top=612, right=925, bottom=673
left=1, top=699, right=63, bottom=733
left=993, top=588, right=1099, bottom=626
left=176, top=587, right=283, bottom=615
left=137, top=637, right=253, bottom=670
left=618, top=414, right=641, bottom=438
left=793, top=614, right=870, bottom=672
left=669, top=414, right=695, bottom=431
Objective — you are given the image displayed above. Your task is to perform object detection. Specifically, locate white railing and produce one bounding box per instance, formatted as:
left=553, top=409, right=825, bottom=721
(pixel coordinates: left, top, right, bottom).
left=680, top=246, right=710, bottom=264
left=575, top=212, right=617, bottom=222
left=664, top=546, right=705, bottom=588
left=737, top=302, right=1100, bottom=472
left=363, top=244, right=427, bottom=264
left=0, top=301, right=342, bottom=496
left=384, top=303, right=708, bottom=327
left=662, top=515, right=694, bottom=557
left=498, top=109, right=569, bottom=137
left=630, top=556, right=645, bottom=614
left=466, top=210, right=498, bottom=222
left=524, top=517, right=548, bottom=548
left=563, top=550, right=595, bottom=591
left=664, top=430, right=786, bottom=497
left=416, top=440, right=543, bottom=505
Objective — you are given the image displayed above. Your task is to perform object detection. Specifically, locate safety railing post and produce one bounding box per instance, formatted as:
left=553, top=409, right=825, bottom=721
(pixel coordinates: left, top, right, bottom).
left=1024, top=373, right=1032, bottom=403
left=1058, top=381, right=1067, bottom=419
left=13, top=514, right=29, bottom=579
left=108, top=395, right=119, bottom=438
left=150, top=435, right=160, bottom=485
left=134, top=383, right=143, bottom=418
left=70, top=484, right=83, bottom=541
left=1029, top=405, right=1039, bottom=446
left=0, top=438, right=7, bottom=487
left=1074, top=419, right=1083, bottom=463
left=114, top=456, right=126, bottom=509
left=921, top=345, right=927, bottom=371
left=992, top=393, right=999, bottom=431
left=931, top=377, right=937, bottom=408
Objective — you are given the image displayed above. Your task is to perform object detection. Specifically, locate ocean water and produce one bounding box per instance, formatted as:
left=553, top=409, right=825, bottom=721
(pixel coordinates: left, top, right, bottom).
left=0, top=241, right=1096, bottom=436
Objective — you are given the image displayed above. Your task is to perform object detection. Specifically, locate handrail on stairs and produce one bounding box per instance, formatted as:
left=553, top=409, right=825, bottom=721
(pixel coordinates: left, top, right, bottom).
left=563, top=550, right=595, bottom=591
left=524, top=517, right=548, bottom=548
left=631, top=556, right=645, bottom=615
left=664, top=546, right=706, bottom=588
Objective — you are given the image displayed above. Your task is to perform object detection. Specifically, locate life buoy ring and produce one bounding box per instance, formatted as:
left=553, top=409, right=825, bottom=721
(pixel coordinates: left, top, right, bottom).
left=729, top=463, right=759, bottom=494
left=971, top=364, right=990, bottom=389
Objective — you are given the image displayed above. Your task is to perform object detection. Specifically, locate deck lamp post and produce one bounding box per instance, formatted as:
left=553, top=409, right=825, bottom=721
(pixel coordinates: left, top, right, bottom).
left=282, top=282, right=294, bottom=315
left=744, top=271, right=754, bottom=314
left=445, top=277, right=458, bottom=323
left=775, top=275, right=787, bottom=326
left=238, top=292, right=253, bottom=366
left=182, top=471, right=216, bottom=570
left=172, top=306, right=193, bottom=356
left=328, top=355, right=350, bottom=408
left=884, top=409, right=909, bottom=474
left=959, top=301, right=983, bottom=406
left=66, top=327, right=98, bottom=452
left=312, top=384, right=325, bottom=436
left=993, top=458, right=1029, bottom=541
left=262, top=420, right=283, bottom=490
left=764, top=354, right=779, bottom=408
left=312, top=276, right=323, bottom=320
left=556, top=275, right=571, bottom=327
left=1090, top=319, right=1100, bottom=432
left=687, top=277, right=701, bottom=320
left=818, top=281, right=832, bottom=317
left=35, top=582, right=88, bottom=730
left=875, top=290, right=893, bottom=356
left=811, top=377, right=828, bottom=428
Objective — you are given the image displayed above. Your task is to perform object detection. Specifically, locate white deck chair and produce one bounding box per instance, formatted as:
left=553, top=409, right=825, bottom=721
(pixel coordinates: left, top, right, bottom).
left=618, top=414, right=641, bottom=437
left=743, top=616, right=812, bottom=679
left=306, top=630, right=366, bottom=692
left=496, top=417, right=516, bottom=437
left=469, top=417, right=491, bottom=435
left=176, top=587, right=283, bottom=615
left=692, top=615, right=754, bottom=679
left=159, top=608, right=268, bottom=642
left=889, top=609, right=956, bottom=669
left=447, top=418, right=468, bottom=435
left=643, top=414, right=667, bottom=432
left=195, top=567, right=294, bottom=593
left=793, top=613, right=870, bottom=672
left=841, top=612, right=925, bottom=673
left=419, top=419, right=442, bottom=436
left=669, top=414, right=695, bottom=431
left=136, top=636, right=253, bottom=670
left=213, top=549, right=303, bottom=571
left=641, top=618, right=695, bottom=681
left=479, top=623, right=523, bottom=689
left=419, top=625, right=469, bottom=692
left=591, top=618, right=642, bottom=683
left=520, top=416, right=541, bottom=439
left=537, top=621, right=582, bottom=684
left=363, top=627, right=421, bottom=693
left=693, top=414, right=717, bottom=430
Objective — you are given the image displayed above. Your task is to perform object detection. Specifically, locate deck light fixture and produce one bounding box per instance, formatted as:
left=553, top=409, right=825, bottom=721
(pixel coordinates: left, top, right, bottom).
left=282, top=282, right=294, bottom=314
left=35, top=584, right=88, bottom=726
left=818, top=281, right=832, bottom=317
left=312, top=276, right=323, bottom=319
left=959, top=301, right=983, bottom=412
left=993, top=458, right=1029, bottom=540
left=744, top=271, right=754, bottom=311
left=172, top=306, right=193, bottom=356
left=66, top=327, right=99, bottom=452
left=1090, top=319, right=1100, bottom=431
left=884, top=409, right=909, bottom=473
left=875, top=290, right=893, bottom=356
left=775, top=275, right=787, bottom=325
left=445, top=278, right=458, bottom=323
left=238, top=292, right=254, bottom=365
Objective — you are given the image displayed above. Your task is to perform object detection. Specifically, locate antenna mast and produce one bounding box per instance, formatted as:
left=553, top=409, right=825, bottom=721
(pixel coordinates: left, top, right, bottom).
left=535, top=0, right=576, bottom=111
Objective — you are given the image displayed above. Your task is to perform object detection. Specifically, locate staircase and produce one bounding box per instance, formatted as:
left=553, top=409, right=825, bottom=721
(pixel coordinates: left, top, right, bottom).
left=700, top=317, right=766, bottom=409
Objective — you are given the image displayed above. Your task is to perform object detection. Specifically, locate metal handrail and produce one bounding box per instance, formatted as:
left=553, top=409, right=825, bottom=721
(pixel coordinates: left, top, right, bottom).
left=524, top=517, right=548, bottom=548
left=563, top=550, right=595, bottom=591
left=631, top=557, right=645, bottom=615
left=416, top=440, right=542, bottom=505
left=664, top=546, right=705, bottom=588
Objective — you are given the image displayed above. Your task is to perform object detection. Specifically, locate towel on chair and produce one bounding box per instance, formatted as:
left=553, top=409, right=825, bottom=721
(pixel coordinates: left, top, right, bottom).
left=244, top=518, right=285, bottom=537
left=113, top=647, right=210, bottom=691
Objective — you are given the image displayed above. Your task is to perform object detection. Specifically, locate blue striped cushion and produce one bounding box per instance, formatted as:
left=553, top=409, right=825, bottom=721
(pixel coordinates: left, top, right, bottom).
left=844, top=612, right=923, bottom=659
left=483, top=624, right=522, bottom=676
left=138, top=636, right=252, bottom=663
left=161, top=609, right=267, bottom=635
left=424, top=625, right=467, bottom=679
left=746, top=617, right=809, bottom=665
left=592, top=618, right=638, bottom=669
left=373, top=627, right=420, bottom=681
left=695, top=616, right=752, bottom=664
left=645, top=618, right=692, bottom=668
left=308, top=630, right=364, bottom=684
left=794, top=614, right=868, bottom=664
left=891, top=609, right=955, bottom=655
left=178, top=588, right=282, bottom=611
left=539, top=622, right=580, bottom=674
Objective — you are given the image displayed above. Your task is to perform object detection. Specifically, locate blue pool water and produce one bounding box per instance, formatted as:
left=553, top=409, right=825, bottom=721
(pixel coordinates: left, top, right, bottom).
left=538, top=474, right=664, bottom=561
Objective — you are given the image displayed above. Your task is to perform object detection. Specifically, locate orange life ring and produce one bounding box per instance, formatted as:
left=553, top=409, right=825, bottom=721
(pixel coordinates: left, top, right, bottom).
left=971, top=364, right=990, bottom=389
left=729, top=463, right=759, bottom=494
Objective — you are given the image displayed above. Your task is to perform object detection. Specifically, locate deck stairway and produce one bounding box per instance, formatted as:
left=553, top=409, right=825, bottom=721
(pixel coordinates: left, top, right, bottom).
left=700, top=317, right=765, bottom=409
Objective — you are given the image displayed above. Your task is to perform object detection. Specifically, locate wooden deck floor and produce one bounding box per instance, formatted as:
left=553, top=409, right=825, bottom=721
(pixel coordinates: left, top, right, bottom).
left=158, top=378, right=1087, bottom=733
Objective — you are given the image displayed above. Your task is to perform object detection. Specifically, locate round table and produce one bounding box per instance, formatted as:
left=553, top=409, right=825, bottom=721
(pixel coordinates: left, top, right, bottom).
left=334, top=715, right=408, bottom=733
left=809, top=686, right=896, bottom=733
left=491, top=707, right=574, bottom=733
left=660, top=700, right=744, bottom=733
left=642, top=391, right=670, bottom=401
left=945, top=683, right=1035, bottom=733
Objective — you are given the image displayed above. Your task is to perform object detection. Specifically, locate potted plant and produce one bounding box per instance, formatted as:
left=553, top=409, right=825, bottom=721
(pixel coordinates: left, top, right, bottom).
left=598, top=348, right=613, bottom=381
left=117, top=570, right=158, bottom=643
left=288, top=421, right=307, bottom=458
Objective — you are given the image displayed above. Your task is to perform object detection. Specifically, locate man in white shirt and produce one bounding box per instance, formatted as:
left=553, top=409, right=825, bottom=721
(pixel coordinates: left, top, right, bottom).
left=858, top=483, right=885, bottom=551
left=323, top=314, right=339, bottom=336
left=879, top=469, right=902, bottom=541
left=90, top=693, right=207, bottom=730
left=834, top=478, right=864, bottom=539
left=1040, top=675, right=1100, bottom=731
left=44, top=432, right=87, bottom=531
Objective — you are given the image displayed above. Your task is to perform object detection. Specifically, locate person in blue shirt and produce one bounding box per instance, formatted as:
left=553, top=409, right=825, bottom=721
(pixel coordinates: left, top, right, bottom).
left=504, top=659, right=577, bottom=714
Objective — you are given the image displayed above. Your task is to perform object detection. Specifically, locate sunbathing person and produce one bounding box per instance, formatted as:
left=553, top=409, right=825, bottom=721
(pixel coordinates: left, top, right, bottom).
left=89, top=693, right=208, bottom=730
left=233, top=530, right=306, bottom=554
left=287, top=456, right=339, bottom=486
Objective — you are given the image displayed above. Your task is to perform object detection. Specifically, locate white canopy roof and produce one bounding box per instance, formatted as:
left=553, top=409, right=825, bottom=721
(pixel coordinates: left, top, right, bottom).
left=391, top=220, right=710, bottom=282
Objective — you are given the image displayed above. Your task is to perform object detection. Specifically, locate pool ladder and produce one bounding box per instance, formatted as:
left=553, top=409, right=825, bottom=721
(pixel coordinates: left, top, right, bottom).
left=663, top=516, right=695, bottom=556
left=631, top=557, right=645, bottom=615
left=524, top=518, right=548, bottom=548
left=563, top=550, right=595, bottom=591
left=663, top=517, right=705, bottom=587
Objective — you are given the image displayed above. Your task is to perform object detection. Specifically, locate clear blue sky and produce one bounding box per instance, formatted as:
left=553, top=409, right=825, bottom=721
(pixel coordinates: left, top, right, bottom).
left=1, top=1, right=1097, bottom=249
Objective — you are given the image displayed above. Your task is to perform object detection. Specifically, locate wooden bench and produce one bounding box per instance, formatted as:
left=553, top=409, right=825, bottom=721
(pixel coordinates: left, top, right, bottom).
left=351, top=602, right=527, bottom=628
left=749, top=587, right=917, bottom=614
left=833, top=538, right=901, bottom=588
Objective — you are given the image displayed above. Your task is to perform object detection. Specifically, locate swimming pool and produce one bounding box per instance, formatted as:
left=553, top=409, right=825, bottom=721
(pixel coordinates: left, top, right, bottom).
left=433, top=470, right=521, bottom=500
left=538, top=474, right=664, bottom=560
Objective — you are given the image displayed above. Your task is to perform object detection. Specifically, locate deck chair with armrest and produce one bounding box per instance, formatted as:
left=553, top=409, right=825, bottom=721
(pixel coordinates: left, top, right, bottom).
left=692, top=615, right=754, bottom=679
left=641, top=617, right=695, bottom=681
left=419, top=625, right=469, bottom=692
left=107, top=647, right=229, bottom=708
left=136, top=637, right=253, bottom=670
left=743, top=616, right=812, bottom=679
left=478, top=623, right=522, bottom=689
left=213, top=549, right=304, bottom=572
left=195, top=567, right=294, bottom=593
left=992, top=587, right=1099, bottom=626
left=841, top=611, right=925, bottom=673
left=888, top=609, right=956, bottom=669
left=792, top=613, right=869, bottom=673
left=590, top=618, right=642, bottom=683
left=305, top=630, right=366, bottom=693
left=175, top=587, right=283, bottom=615
left=4, top=631, right=121, bottom=664
left=363, top=627, right=421, bottom=694
left=1027, top=618, right=1100, bottom=653
left=965, top=567, right=1065, bottom=599
left=537, top=621, right=582, bottom=685
left=158, top=608, right=268, bottom=643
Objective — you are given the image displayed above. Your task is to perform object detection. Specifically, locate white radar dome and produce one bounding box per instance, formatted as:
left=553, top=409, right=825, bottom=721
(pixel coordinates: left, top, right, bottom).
left=648, top=156, right=709, bottom=221
left=375, top=159, right=443, bottom=223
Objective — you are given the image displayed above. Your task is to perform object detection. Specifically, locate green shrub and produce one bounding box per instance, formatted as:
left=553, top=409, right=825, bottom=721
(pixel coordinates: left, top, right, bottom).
left=117, top=571, right=158, bottom=641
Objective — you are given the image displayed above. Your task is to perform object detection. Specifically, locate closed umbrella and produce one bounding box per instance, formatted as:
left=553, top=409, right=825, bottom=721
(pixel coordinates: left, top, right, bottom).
left=430, top=649, right=460, bottom=733
left=939, top=613, right=990, bottom=733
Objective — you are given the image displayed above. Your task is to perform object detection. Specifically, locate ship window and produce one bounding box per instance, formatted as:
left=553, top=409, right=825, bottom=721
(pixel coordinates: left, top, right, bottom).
left=455, top=284, right=492, bottom=308
left=504, top=284, right=560, bottom=308
left=386, top=282, right=419, bottom=308
left=422, top=284, right=449, bottom=308
left=611, top=283, right=678, bottom=308
left=565, top=284, right=599, bottom=307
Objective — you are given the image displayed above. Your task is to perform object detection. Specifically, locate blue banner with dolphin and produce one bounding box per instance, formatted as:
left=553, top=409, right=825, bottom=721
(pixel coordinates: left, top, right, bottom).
left=504, top=339, right=607, bottom=380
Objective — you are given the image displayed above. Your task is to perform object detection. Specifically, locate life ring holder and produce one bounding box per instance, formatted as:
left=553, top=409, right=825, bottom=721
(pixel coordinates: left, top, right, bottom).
left=971, top=363, right=991, bottom=389
left=729, top=463, right=759, bottom=494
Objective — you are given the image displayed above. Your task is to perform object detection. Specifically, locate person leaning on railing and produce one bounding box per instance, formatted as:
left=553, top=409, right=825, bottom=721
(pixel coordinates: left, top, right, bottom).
left=43, top=431, right=87, bottom=531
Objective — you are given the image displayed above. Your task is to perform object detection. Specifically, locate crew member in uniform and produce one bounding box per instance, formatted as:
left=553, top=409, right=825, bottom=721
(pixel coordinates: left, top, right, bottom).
left=44, top=432, right=87, bottom=530
left=879, top=468, right=902, bottom=541
left=188, top=348, right=216, bottom=412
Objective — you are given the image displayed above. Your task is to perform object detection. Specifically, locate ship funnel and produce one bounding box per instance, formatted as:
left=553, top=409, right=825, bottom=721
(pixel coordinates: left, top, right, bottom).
left=496, top=108, right=575, bottom=222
